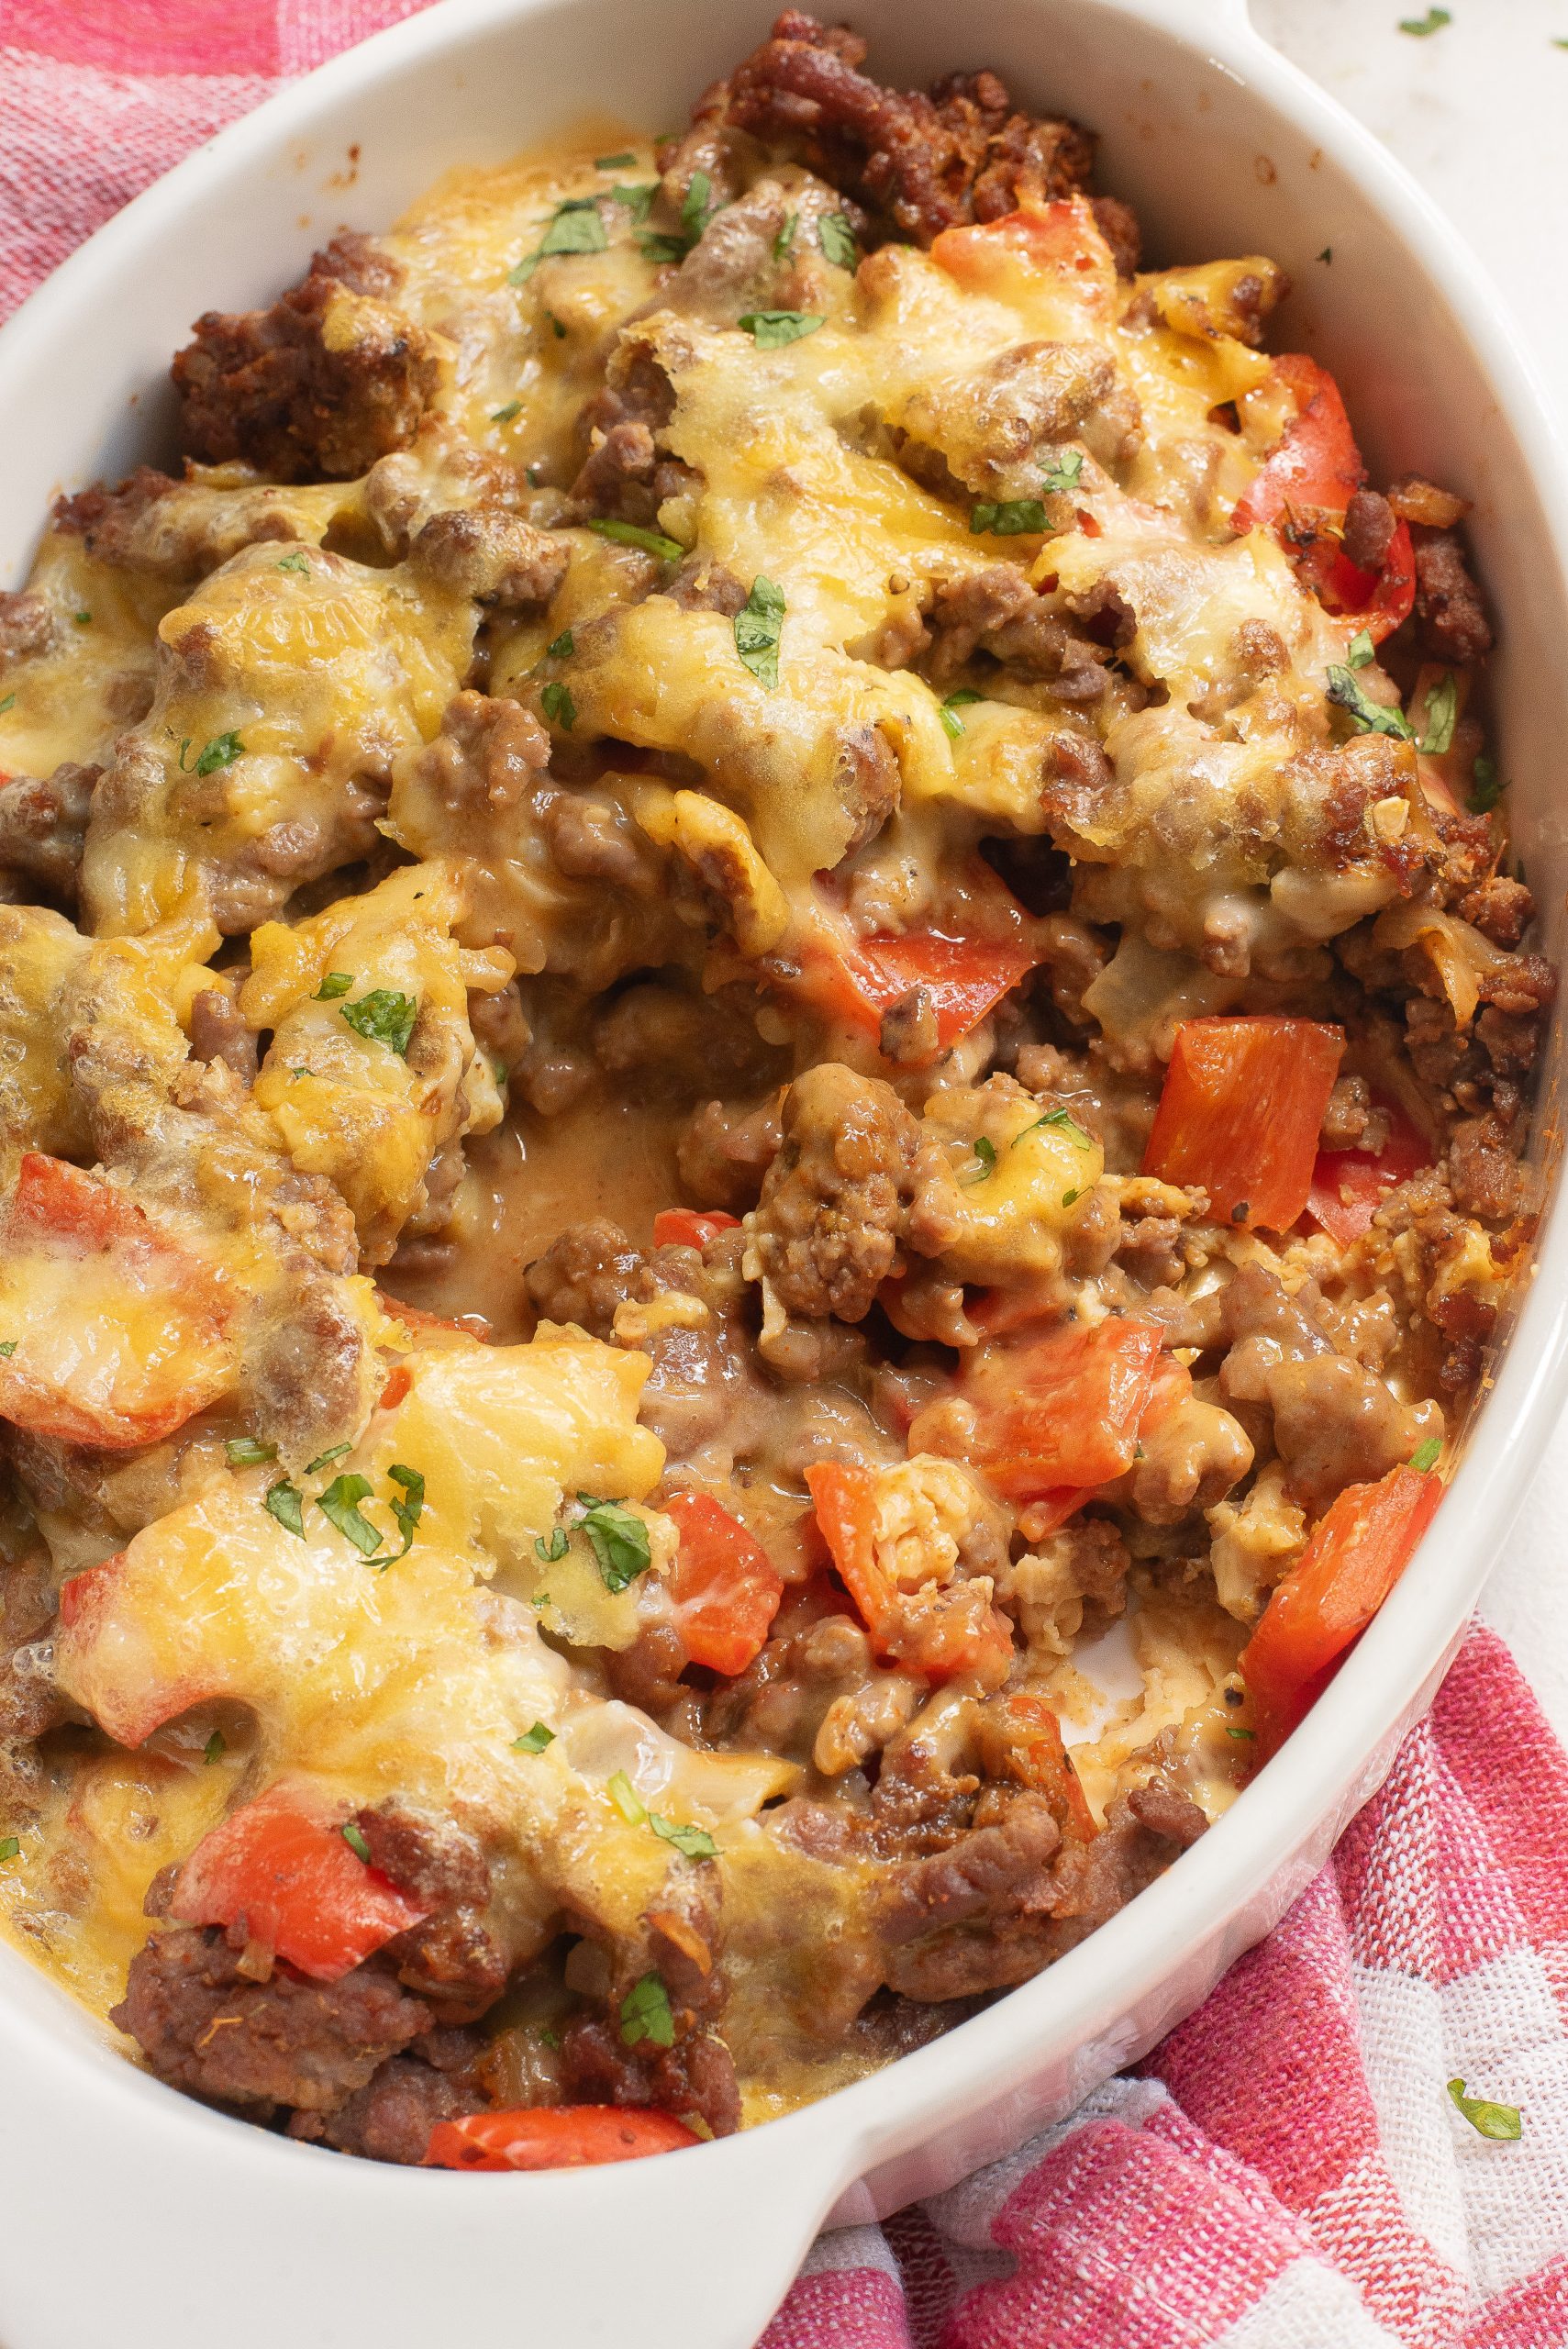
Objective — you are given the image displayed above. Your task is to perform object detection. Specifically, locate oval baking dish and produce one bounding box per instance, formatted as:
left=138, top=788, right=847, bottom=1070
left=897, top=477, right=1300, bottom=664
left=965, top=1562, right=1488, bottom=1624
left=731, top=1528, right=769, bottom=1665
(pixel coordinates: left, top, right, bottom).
left=1, top=3, right=1565, bottom=2345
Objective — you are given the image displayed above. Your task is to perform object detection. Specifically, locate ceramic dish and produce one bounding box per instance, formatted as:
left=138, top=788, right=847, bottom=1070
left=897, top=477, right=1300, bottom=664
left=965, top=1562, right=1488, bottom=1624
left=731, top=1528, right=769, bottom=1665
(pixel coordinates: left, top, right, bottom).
left=0, top=3, right=1564, bottom=2344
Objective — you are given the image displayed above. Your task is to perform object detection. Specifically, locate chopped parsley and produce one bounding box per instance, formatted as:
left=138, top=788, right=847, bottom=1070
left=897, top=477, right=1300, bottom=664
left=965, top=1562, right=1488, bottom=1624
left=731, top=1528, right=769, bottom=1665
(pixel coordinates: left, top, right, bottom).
left=547, top=629, right=575, bottom=659
left=607, top=1769, right=647, bottom=1824
left=738, top=309, right=824, bottom=348
left=1024, top=1106, right=1095, bottom=1152
left=1318, top=246, right=1333, bottom=263
left=179, top=730, right=244, bottom=775
left=317, top=1473, right=384, bottom=1557
left=1418, top=672, right=1458, bottom=756
left=265, top=1478, right=306, bottom=1539
left=276, top=551, right=311, bottom=573
left=773, top=211, right=798, bottom=261
left=962, top=1136, right=999, bottom=1186
left=1399, top=6, right=1451, bottom=31
left=579, top=1498, right=652, bottom=1592
left=818, top=212, right=858, bottom=268
left=513, top=1721, right=556, bottom=1754
left=637, top=230, right=690, bottom=266
left=1469, top=754, right=1504, bottom=813
left=204, top=1729, right=226, bottom=1765
left=535, top=1527, right=569, bottom=1564
left=509, top=195, right=609, bottom=284
left=0, top=694, right=14, bottom=716
left=1345, top=628, right=1375, bottom=669
left=1326, top=665, right=1414, bottom=740
left=314, top=971, right=354, bottom=1000
left=0, top=1838, right=18, bottom=1864
left=541, top=680, right=577, bottom=730
left=940, top=686, right=982, bottom=740
left=491, top=399, right=523, bottom=423
left=1062, top=1186, right=1083, bottom=1208
left=650, top=1812, right=717, bottom=1860
left=1447, top=2076, right=1521, bottom=2140
left=595, top=150, right=637, bottom=169
left=972, top=498, right=1051, bottom=537
left=1410, top=1437, right=1442, bottom=1473
left=681, top=169, right=715, bottom=245
left=0, top=1341, right=17, bottom=1360
left=387, top=1463, right=425, bottom=1556
left=73, top=609, right=92, bottom=626
left=339, top=988, right=418, bottom=1055
left=1039, top=449, right=1085, bottom=497
left=305, top=1442, right=351, bottom=1475
left=226, top=1436, right=278, bottom=1467
left=735, top=574, right=786, bottom=689
left=1225, top=1725, right=1256, bottom=1741
left=341, top=1821, right=373, bottom=1865
left=612, top=182, right=658, bottom=221
left=546, top=311, right=567, bottom=340
left=619, top=1971, right=675, bottom=2049
left=587, top=516, right=684, bottom=562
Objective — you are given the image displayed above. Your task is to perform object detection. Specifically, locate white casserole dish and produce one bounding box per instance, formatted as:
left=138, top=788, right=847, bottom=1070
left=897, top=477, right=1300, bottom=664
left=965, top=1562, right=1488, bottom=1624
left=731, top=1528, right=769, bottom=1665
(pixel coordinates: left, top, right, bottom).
left=1, top=2, right=1565, bottom=2343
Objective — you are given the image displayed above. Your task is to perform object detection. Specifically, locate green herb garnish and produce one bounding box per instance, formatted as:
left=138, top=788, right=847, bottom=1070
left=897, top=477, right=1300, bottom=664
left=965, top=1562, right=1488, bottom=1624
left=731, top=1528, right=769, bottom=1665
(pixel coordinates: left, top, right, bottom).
left=587, top=517, right=684, bottom=562
left=317, top=1474, right=384, bottom=1557
left=541, top=680, right=576, bottom=730
left=340, top=989, right=418, bottom=1055
left=387, top=1463, right=425, bottom=1555
left=579, top=1499, right=652, bottom=1593
left=1039, top=449, right=1085, bottom=497
left=304, top=1442, right=351, bottom=1475
left=547, top=629, right=575, bottom=659
left=1326, top=666, right=1415, bottom=740
left=612, top=183, right=658, bottom=220
left=595, top=150, right=637, bottom=170
left=817, top=212, right=858, bottom=268
left=1399, top=7, right=1451, bottom=32
left=73, top=610, right=92, bottom=626
left=341, top=1821, right=373, bottom=1865
left=972, top=499, right=1051, bottom=537
left=265, top=1479, right=306, bottom=1539
left=1410, top=1437, right=1442, bottom=1473
left=619, top=1971, right=675, bottom=2048
left=680, top=170, right=714, bottom=245
left=314, top=971, right=354, bottom=1000
left=1318, top=246, right=1333, bottom=263
left=277, top=551, right=311, bottom=573
left=226, top=1436, right=278, bottom=1467
left=607, top=1769, right=647, bottom=1824
left=0, top=1342, right=17, bottom=1360
left=513, top=1721, right=556, bottom=1754
left=1447, top=2077, right=1521, bottom=2139
left=1418, top=673, right=1458, bottom=756
left=1225, top=1726, right=1256, bottom=1741
left=192, top=730, right=244, bottom=776
left=491, top=400, right=523, bottom=423
left=546, top=311, right=567, bottom=340
left=773, top=211, right=798, bottom=261
left=1469, top=754, right=1504, bottom=814
left=939, top=687, right=982, bottom=740
left=962, top=1136, right=999, bottom=1186
left=535, top=1527, right=570, bottom=1564
left=1345, top=628, right=1375, bottom=669
left=738, top=309, right=824, bottom=349
left=0, top=1838, right=19, bottom=1863
left=735, top=574, right=786, bottom=689
left=204, top=1730, right=226, bottom=1765
left=0, top=695, right=15, bottom=716
left=650, top=1813, right=717, bottom=1859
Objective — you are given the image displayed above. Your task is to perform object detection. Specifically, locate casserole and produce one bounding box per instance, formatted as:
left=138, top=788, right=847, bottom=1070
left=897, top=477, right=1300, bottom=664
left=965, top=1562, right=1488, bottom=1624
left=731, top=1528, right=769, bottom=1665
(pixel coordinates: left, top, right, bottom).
left=0, top=0, right=1565, bottom=2342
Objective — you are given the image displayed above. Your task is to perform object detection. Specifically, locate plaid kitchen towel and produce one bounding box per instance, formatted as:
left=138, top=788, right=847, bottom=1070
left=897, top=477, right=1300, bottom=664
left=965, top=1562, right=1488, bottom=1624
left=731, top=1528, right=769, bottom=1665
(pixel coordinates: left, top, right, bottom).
left=5, top=8, right=1566, bottom=2343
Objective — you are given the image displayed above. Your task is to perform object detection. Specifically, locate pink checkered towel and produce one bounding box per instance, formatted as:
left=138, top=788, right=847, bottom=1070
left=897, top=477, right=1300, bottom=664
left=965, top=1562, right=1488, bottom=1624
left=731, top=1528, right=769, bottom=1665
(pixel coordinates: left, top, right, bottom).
left=6, top=10, right=1567, bottom=2343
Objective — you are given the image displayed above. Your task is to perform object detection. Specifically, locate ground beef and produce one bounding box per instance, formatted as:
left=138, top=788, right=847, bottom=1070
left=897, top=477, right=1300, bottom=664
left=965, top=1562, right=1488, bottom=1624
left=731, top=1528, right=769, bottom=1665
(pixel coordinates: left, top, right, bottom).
left=1448, top=1112, right=1523, bottom=1222
left=1040, top=1787, right=1207, bottom=1961
left=676, top=1095, right=784, bottom=1214
left=525, top=1219, right=651, bottom=1338
left=409, top=507, right=568, bottom=607
left=1262, top=1352, right=1424, bottom=1518
left=415, top=690, right=550, bottom=816
left=0, top=762, right=97, bottom=900
left=1410, top=525, right=1493, bottom=665
left=1340, top=487, right=1396, bottom=573
left=1090, top=195, right=1141, bottom=277
left=289, top=2045, right=481, bottom=2164
left=559, top=2014, right=741, bottom=2137
left=188, top=988, right=257, bottom=1084
left=0, top=590, right=58, bottom=663
left=51, top=465, right=177, bottom=563
left=113, top=1927, right=432, bottom=2111
left=923, top=566, right=1113, bottom=697
left=172, top=233, right=439, bottom=483
left=880, top=1789, right=1061, bottom=1946
left=1457, top=874, right=1533, bottom=951
left=567, top=344, right=686, bottom=525
left=0, top=1555, right=66, bottom=1744
left=719, top=13, right=1095, bottom=247
left=750, top=1062, right=926, bottom=1321
left=353, top=1805, right=510, bottom=2018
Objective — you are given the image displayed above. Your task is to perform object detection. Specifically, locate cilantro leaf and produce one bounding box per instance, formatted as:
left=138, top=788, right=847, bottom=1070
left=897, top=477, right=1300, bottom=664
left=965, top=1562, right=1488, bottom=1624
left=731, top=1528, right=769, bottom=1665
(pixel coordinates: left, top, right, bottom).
left=650, top=1813, right=717, bottom=1859
left=226, top=1436, right=278, bottom=1467
left=587, top=517, right=684, bottom=562
left=636, top=230, right=690, bottom=266
left=491, top=399, right=522, bottom=423
left=314, top=971, right=353, bottom=1000
left=817, top=212, right=858, bottom=268
left=276, top=551, right=311, bottom=574
left=1326, top=666, right=1415, bottom=740
left=317, top=1473, right=384, bottom=1557
left=341, top=1821, right=373, bottom=1865
left=962, top=1136, right=999, bottom=1186
left=1410, top=1437, right=1442, bottom=1473
left=539, top=196, right=607, bottom=258
left=1469, top=754, right=1504, bottom=814
left=513, top=1721, right=555, bottom=1753
left=619, top=1971, right=675, bottom=2048
left=535, top=1527, right=569, bottom=1564
left=0, top=694, right=15, bottom=716
left=1345, top=628, right=1375, bottom=669
left=204, top=1730, right=226, bottom=1765
left=181, top=730, right=244, bottom=776
left=1225, top=1725, right=1256, bottom=1741
left=607, top=1769, right=647, bottom=1824
left=541, top=680, right=576, bottom=730
left=1418, top=673, right=1458, bottom=756
left=972, top=499, right=1051, bottom=537
left=939, top=686, right=982, bottom=740
left=735, top=574, right=786, bottom=689
left=0, top=1838, right=18, bottom=1863
left=680, top=170, right=714, bottom=245
left=773, top=210, right=798, bottom=261
left=304, top=1442, right=351, bottom=1475
left=1024, top=1107, right=1095, bottom=1151
left=1400, top=6, right=1451, bottom=31
left=1039, top=449, right=1085, bottom=497
left=580, top=1500, right=651, bottom=1593
left=612, top=183, right=658, bottom=221
left=547, top=629, right=574, bottom=659
left=1447, top=2076, right=1521, bottom=2139
left=265, top=1479, right=306, bottom=1540
left=738, top=309, right=824, bottom=349
left=1318, top=246, right=1333, bottom=263
left=0, top=1341, right=17, bottom=1360
left=340, top=989, right=418, bottom=1055
left=387, top=1463, right=425, bottom=1555
left=595, top=150, right=637, bottom=170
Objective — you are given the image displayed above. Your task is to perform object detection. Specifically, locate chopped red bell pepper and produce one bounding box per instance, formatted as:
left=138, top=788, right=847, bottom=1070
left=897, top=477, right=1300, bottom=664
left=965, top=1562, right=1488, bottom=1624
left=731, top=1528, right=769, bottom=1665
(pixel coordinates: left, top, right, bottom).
left=0, top=1153, right=233, bottom=1448
left=1144, top=1017, right=1344, bottom=1232
left=662, top=1489, right=784, bottom=1676
left=805, top=1460, right=1014, bottom=1685
left=959, top=1318, right=1165, bottom=1501
left=981, top=1692, right=1096, bottom=1841
left=931, top=198, right=1118, bottom=312
left=424, top=2106, right=699, bottom=2171
left=1307, top=1099, right=1433, bottom=1246
left=651, top=1209, right=741, bottom=1252
left=798, top=930, right=1036, bottom=1060
left=170, top=1782, right=428, bottom=1980
left=1240, top=1460, right=1443, bottom=1758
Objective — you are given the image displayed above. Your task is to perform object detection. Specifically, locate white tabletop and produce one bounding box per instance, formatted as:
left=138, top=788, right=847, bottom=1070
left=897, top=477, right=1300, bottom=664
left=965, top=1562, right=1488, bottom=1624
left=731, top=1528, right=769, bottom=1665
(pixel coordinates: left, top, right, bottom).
left=1252, top=0, right=1568, bottom=1731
